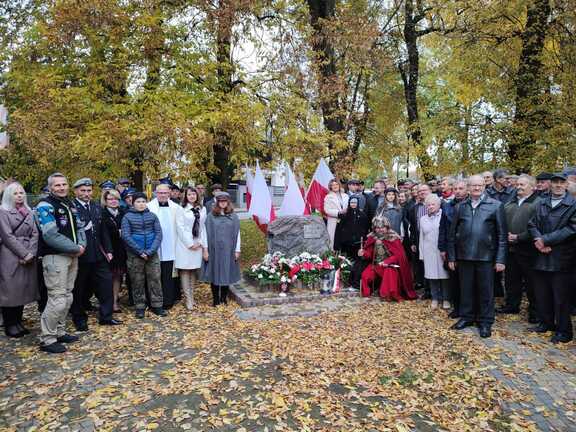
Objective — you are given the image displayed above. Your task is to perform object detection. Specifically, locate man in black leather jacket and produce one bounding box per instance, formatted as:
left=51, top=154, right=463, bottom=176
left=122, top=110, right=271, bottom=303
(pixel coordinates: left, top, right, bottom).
left=528, top=173, right=576, bottom=344
left=447, top=175, right=508, bottom=338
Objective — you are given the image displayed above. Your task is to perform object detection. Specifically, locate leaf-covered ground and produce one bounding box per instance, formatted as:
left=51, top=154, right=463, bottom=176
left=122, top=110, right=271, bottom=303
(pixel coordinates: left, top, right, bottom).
left=1, top=285, right=574, bottom=432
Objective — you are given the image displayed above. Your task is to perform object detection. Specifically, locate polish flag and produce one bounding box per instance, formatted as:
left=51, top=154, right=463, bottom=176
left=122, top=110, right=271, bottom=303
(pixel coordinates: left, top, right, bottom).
left=305, top=158, right=334, bottom=213
left=278, top=164, right=310, bottom=216
left=245, top=165, right=254, bottom=211
left=249, top=161, right=276, bottom=232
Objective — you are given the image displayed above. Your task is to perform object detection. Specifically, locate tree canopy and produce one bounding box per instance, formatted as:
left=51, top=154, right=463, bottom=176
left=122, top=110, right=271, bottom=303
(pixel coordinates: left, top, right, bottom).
left=1, top=0, right=575, bottom=190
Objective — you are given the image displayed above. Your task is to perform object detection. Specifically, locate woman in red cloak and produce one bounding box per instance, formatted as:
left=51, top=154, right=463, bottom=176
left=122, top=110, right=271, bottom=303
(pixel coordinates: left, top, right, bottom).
left=358, top=216, right=417, bottom=301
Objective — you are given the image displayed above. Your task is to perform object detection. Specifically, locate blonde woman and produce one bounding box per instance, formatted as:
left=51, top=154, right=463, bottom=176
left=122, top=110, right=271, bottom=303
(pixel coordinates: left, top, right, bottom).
left=324, top=179, right=348, bottom=249
left=0, top=182, right=39, bottom=338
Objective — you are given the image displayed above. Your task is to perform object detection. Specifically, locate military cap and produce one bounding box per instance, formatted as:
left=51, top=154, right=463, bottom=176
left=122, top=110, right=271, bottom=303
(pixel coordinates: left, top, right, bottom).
left=550, top=173, right=567, bottom=181
left=535, top=172, right=552, bottom=181
left=159, top=176, right=173, bottom=185
left=121, top=187, right=136, bottom=199
left=73, top=178, right=93, bottom=189
left=99, top=180, right=116, bottom=189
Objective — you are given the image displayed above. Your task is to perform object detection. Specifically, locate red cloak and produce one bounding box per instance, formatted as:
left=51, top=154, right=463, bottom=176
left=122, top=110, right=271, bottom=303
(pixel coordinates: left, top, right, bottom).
left=361, top=235, right=417, bottom=300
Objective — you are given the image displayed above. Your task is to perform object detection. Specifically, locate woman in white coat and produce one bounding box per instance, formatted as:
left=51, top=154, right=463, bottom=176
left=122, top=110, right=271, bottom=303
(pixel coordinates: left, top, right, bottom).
left=419, top=194, right=450, bottom=309
left=324, top=179, right=349, bottom=250
left=175, top=187, right=206, bottom=310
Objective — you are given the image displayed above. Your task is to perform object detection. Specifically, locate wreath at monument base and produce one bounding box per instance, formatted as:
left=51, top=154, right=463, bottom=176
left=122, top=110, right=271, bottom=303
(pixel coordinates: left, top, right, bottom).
left=246, top=251, right=352, bottom=296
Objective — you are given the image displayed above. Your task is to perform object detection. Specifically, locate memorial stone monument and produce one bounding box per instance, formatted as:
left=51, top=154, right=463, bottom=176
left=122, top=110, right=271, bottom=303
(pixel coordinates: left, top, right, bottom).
left=267, top=215, right=330, bottom=257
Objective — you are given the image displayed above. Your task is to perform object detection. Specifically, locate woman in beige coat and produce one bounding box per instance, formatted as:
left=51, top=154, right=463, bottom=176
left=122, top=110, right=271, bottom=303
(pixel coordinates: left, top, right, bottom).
left=0, top=182, right=39, bottom=338
left=324, top=179, right=349, bottom=249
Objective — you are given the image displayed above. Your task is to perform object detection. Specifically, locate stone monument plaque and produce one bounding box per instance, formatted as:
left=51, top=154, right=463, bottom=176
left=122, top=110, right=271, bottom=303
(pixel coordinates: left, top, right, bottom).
left=268, top=215, right=330, bottom=257
left=303, top=224, right=323, bottom=239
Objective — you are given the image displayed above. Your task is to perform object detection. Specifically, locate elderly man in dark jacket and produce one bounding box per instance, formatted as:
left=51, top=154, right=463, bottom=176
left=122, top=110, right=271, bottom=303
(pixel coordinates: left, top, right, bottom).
left=498, top=175, right=540, bottom=322
left=528, top=173, right=576, bottom=344
left=448, top=175, right=508, bottom=338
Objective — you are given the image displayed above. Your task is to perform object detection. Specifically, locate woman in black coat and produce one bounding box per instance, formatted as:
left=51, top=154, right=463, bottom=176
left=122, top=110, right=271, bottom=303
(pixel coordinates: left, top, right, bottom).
left=335, top=197, right=370, bottom=256
left=101, top=189, right=128, bottom=312
left=334, top=197, right=370, bottom=289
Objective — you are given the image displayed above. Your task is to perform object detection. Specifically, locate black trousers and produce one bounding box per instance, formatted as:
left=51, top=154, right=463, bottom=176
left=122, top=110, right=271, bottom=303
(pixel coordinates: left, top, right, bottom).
left=211, top=284, right=229, bottom=307
left=448, top=269, right=461, bottom=314
left=160, top=261, right=176, bottom=309
left=37, top=262, right=48, bottom=313
left=458, top=261, right=495, bottom=325
left=71, top=260, right=114, bottom=324
left=2, top=306, right=24, bottom=326
left=342, top=243, right=364, bottom=288
left=532, top=271, right=574, bottom=338
left=494, top=271, right=504, bottom=298
left=504, top=253, right=536, bottom=315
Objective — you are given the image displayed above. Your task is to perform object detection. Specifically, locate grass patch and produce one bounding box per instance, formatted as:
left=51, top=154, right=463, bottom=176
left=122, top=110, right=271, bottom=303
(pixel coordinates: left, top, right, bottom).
left=239, top=219, right=268, bottom=270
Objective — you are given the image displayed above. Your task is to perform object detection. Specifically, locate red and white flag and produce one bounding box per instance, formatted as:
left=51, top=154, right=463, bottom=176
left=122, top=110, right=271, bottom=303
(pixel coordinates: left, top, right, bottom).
left=305, top=158, right=334, bottom=214
left=278, top=164, right=310, bottom=216
left=245, top=165, right=254, bottom=211
left=249, top=161, right=276, bottom=232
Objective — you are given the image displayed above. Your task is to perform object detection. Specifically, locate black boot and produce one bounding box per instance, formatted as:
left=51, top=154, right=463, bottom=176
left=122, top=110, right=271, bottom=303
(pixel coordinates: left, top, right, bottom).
left=5, top=325, right=24, bottom=338
left=211, top=284, right=221, bottom=307
left=220, top=286, right=229, bottom=305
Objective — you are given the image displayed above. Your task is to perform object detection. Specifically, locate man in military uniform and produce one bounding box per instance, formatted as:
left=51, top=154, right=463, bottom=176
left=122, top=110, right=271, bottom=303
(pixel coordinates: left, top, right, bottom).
left=36, top=173, right=86, bottom=353
left=70, top=178, right=121, bottom=331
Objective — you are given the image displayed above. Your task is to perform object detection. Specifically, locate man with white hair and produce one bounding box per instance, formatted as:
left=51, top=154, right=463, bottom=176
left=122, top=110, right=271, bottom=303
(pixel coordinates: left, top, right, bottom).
left=499, top=174, right=540, bottom=322
left=148, top=183, right=182, bottom=309
left=447, top=174, right=508, bottom=338
left=36, top=173, right=86, bottom=353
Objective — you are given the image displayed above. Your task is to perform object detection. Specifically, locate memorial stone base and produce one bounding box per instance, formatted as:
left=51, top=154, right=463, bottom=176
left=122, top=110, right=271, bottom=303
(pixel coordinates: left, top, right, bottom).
left=229, top=276, right=361, bottom=308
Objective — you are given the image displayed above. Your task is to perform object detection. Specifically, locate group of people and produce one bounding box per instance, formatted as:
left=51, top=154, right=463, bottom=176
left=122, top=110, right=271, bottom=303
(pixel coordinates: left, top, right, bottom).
left=325, top=169, right=576, bottom=343
left=0, top=167, right=574, bottom=354
left=0, top=175, right=241, bottom=354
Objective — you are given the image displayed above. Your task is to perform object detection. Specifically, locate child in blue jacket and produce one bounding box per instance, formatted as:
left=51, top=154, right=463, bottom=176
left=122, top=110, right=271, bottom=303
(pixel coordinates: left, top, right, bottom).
left=121, top=193, right=167, bottom=318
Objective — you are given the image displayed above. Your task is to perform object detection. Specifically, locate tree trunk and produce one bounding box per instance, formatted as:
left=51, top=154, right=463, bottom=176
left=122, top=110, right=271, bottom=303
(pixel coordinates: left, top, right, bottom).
left=210, top=1, right=235, bottom=188
left=399, top=0, right=434, bottom=180
left=306, top=0, right=347, bottom=170
left=509, top=0, right=551, bottom=173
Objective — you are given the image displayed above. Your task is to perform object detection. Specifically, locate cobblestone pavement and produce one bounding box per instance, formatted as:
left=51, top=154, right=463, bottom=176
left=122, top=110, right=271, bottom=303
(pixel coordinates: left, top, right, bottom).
left=0, top=290, right=574, bottom=431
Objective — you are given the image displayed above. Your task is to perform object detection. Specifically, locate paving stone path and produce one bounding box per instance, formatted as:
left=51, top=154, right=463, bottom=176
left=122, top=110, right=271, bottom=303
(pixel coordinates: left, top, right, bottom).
left=0, top=294, right=574, bottom=431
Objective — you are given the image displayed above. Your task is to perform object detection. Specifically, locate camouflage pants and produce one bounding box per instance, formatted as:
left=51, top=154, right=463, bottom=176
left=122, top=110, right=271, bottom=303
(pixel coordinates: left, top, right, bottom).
left=126, top=252, right=163, bottom=310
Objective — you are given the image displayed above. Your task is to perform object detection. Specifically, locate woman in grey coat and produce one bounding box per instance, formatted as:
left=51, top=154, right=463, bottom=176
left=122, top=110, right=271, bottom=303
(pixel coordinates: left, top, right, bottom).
left=201, top=192, right=241, bottom=306
left=0, top=182, right=39, bottom=338
left=376, top=188, right=404, bottom=237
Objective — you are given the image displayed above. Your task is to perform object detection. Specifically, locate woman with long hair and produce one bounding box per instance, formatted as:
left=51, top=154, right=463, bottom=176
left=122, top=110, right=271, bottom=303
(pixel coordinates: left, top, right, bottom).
left=376, top=188, right=404, bottom=237
left=0, top=182, right=39, bottom=337
left=175, top=187, right=206, bottom=310
left=100, top=189, right=127, bottom=312
left=324, top=179, right=349, bottom=249
left=201, top=192, right=241, bottom=307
